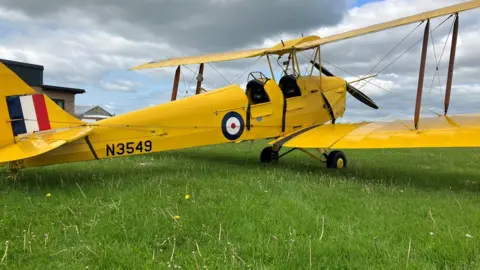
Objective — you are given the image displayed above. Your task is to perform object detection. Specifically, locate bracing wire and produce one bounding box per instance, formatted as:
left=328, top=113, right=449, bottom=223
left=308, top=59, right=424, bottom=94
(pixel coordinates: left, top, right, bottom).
left=208, top=63, right=232, bottom=85
left=299, top=50, right=316, bottom=75
left=428, top=24, right=440, bottom=97
left=312, top=15, right=455, bottom=118
left=357, top=15, right=454, bottom=91
left=298, top=50, right=414, bottom=127
left=426, top=16, right=455, bottom=104
left=231, top=55, right=264, bottom=84
left=322, top=59, right=442, bottom=117
left=355, top=21, right=425, bottom=89
left=182, top=65, right=217, bottom=88
left=184, top=64, right=199, bottom=97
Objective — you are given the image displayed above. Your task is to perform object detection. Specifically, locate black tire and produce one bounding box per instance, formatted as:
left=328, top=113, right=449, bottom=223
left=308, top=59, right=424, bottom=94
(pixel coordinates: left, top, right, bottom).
left=260, top=146, right=279, bottom=164
left=326, top=150, right=347, bottom=169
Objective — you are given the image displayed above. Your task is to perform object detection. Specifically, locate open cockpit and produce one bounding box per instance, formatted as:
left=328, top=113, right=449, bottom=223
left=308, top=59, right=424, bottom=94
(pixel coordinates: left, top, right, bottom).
left=278, top=74, right=302, bottom=99
left=245, top=72, right=271, bottom=105
left=245, top=71, right=304, bottom=104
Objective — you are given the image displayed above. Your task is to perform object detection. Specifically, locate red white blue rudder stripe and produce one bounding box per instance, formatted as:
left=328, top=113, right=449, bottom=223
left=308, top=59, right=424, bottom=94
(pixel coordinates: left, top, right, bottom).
left=6, top=94, right=51, bottom=136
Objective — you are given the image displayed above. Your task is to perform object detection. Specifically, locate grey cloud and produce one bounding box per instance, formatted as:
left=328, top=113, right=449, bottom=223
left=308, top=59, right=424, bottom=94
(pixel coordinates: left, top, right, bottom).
left=0, top=0, right=350, bottom=52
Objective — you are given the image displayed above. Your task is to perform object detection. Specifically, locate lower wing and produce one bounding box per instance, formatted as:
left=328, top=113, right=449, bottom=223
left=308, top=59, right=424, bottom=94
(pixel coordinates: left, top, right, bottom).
left=269, top=114, right=480, bottom=149
left=0, top=126, right=92, bottom=164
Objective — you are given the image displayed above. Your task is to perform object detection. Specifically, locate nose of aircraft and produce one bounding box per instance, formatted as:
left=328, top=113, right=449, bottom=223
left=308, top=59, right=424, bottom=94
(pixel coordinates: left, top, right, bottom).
left=310, top=60, right=379, bottom=110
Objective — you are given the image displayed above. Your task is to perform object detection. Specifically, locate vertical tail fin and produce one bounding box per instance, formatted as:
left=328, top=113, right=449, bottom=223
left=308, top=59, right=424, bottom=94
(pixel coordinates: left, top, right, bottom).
left=0, top=62, right=35, bottom=149
left=0, top=62, right=85, bottom=150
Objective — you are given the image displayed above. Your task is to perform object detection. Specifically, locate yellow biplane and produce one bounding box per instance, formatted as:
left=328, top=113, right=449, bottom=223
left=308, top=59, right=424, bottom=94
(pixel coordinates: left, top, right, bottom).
left=2, top=1, right=480, bottom=174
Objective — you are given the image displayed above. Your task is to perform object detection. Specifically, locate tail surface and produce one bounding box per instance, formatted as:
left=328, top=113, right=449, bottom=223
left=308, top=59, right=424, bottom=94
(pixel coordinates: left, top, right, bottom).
left=0, top=62, right=85, bottom=150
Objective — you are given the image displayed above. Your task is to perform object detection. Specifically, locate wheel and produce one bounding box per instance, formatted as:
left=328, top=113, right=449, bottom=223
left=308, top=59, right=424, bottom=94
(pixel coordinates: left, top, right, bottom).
left=260, top=146, right=279, bottom=164
left=326, top=150, right=347, bottom=169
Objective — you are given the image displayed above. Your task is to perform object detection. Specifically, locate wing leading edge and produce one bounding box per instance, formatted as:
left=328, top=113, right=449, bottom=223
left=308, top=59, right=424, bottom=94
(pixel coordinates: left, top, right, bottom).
left=0, top=126, right=92, bottom=164
left=130, top=48, right=266, bottom=70
left=269, top=114, right=480, bottom=150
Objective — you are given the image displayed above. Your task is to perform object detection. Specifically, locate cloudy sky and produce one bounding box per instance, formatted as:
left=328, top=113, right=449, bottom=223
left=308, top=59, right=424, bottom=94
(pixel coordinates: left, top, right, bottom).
left=1, top=0, right=479, bottom=123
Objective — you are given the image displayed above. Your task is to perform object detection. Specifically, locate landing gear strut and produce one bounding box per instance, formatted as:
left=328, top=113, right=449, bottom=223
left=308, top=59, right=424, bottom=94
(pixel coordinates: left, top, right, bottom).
left=259, top=146, right=279, bottom=164
left=259, top=146, right=347, bottom=169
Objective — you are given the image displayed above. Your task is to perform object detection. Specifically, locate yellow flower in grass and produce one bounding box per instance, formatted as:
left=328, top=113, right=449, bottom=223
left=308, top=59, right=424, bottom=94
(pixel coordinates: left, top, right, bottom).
left=173, top=215, right=181, bottom=221
left=46, top=193, right=52, bottom=198
left=185, top=194, right=190, bottom=200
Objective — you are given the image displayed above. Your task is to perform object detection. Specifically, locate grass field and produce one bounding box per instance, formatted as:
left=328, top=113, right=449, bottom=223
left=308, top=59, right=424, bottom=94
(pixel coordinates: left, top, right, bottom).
left=0, top=142, right=479, bottom=269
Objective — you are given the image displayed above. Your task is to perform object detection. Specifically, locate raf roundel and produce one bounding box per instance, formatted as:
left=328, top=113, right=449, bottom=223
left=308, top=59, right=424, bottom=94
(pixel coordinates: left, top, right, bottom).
left=221, top=112, right=245, bottom=140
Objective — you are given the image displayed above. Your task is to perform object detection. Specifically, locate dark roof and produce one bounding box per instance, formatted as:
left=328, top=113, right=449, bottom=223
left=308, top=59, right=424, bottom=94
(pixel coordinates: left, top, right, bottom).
left=42, top=84, right=86, bottom=94
left=75, top=105, right=113, bottom=117
left=1, top=58, right=86, bottom=94
left=75, top=105, right=96, bottom=115
left=0, top=58, right=44, bottom=70
left=1, top=58, right=44, bottom=86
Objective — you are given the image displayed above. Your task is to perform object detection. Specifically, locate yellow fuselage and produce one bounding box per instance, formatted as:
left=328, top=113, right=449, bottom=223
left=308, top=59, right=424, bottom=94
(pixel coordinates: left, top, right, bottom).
left=23, top=75, right=347, bottom=167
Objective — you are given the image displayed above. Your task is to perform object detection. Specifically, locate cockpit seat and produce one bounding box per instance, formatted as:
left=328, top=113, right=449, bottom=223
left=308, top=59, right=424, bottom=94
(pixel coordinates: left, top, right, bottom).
left=279, top=75, right=301, bottom=98
left=246, top=79, right=270, bottom=104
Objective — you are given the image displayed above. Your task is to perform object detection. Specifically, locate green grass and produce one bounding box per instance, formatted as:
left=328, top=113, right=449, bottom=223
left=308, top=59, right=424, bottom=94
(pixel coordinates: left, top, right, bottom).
left=0, top=142, right=480, bottom=269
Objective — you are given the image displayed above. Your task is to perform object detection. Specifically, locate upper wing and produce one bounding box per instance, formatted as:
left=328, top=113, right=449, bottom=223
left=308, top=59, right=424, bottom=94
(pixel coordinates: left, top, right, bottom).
left=131, top=36, right=322, bottom=70
left=130, top=1, right=480, bottom=70
left=298, top=0, right=480, bottom=49
left=130, top=48, right=266, bottom=70
left=0, top=126, right=92, bottom=163
left=269, top=114, right=480, bottom=150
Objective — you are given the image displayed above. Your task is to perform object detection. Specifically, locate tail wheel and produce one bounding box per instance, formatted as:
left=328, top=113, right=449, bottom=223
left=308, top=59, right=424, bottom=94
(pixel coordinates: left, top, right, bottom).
left=326, top=150, right=347, bottom=169
left=260, top=146, right=279, bottom=164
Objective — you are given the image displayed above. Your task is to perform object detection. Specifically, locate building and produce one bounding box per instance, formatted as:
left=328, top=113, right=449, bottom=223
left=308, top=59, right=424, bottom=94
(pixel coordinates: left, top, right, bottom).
left=0, top=58, right=85, bottom=115
left=75, top=105, right=113, bottom=122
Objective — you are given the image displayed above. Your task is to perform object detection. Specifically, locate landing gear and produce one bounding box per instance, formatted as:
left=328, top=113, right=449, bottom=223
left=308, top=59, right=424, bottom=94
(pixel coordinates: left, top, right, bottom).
left=259, top=145, right=347, bottom=169
left=7, top=160, right=23, bottom=181
left=326, top=150, right=347, bottom=169
left=259, top=146, right=279, bottom=164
